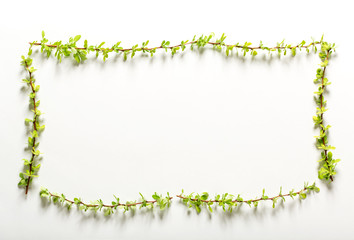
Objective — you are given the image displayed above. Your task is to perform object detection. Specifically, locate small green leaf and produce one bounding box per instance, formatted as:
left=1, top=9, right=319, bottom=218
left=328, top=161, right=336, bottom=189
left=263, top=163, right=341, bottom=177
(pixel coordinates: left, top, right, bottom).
left=208, top=205, right=213, bottom=212
left=98, top=42, right=105, bottom=48
left=31, top=130, right=38, bottom=138
left=299, top=193, right=307, bottom=200
left=320, top=60, right=328, bottom=67
left=195, top=205, right=201, bottom=213
left=28, top=67, right=37, bottom=73
left=291, top=48, right=296, bottom=56
left=201, top=192, right=209, bottom=201
left=74, top=35, right=81, bottom=43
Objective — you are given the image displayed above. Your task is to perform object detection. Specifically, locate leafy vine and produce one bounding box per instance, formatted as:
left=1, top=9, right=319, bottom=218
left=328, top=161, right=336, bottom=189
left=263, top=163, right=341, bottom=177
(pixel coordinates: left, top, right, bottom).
left=314, top=42, right=340, bottom=181
left=39, top=188, right=172, bottom=215
left=177, top=182, right=319, bottom=213
left=19, top=45, right=44, bottom=194
left=18, top=31, right=339, bottom=214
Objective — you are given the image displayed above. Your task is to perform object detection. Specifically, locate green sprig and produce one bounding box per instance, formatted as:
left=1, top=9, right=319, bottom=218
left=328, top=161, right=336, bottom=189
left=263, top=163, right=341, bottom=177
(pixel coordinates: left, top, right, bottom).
left=312, top=40, right=340, bottom=181
left=39, top=188, right=172, bottom=215
left=178, top=183, right=320, bottom=213
left=18, top=52, right=44, bottom=194
left=27, top=32, right=324, bottom=64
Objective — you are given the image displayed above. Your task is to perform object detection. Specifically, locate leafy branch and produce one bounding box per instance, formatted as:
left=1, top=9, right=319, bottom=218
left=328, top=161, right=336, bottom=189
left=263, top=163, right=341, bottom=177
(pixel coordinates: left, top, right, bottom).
left=18, top=45, right=45, bottom=194
left=177, top=183, right=320, bottom=213
left=313, top=39, right=340, bottom=181
left=29, top=31, right=323, bottom=64
left=40, top=188, right=172, bottom=215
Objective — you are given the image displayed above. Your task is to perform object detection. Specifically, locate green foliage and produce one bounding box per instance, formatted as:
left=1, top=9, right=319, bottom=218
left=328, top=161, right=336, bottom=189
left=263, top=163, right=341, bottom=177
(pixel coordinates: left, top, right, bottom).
left=23, top=32, right=329, bottom=65
left=19, top=52, right=43, bottom=194
left=215, top=33, right=227, bottom=48
left=19, top=32, right=338, bottom=217
left=39, top=188, right=172, bottom=215
left=178, top=183, right=320, bottom=213
left=161, top=40, right=170, bottom=52
left=152, top=192, right=171, bottom=210
left=312, top=41, right=339, bottom=182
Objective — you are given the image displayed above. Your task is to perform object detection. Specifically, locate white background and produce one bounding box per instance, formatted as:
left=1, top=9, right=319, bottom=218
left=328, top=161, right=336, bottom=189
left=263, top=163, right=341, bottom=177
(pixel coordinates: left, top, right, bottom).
left=1, top=0, right=353, bottom=239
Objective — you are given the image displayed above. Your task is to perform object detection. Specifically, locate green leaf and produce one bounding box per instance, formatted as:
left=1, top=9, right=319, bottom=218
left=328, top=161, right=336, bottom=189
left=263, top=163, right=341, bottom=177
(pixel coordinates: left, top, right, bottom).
left=74, top=198, right=81, bottom=205
left=208, top=205, right=213, bottom=212
left=152, top=192, right=160, bottom=200
left=98, top=42, right=105, bottom=48
left=291, top=48, right=296, bottom=56
left=74, top=35, right=81, bottom=43
left=195, top=205, right=201, bottom=213
left=32, top=163, right=41, bottom=169
left=67, top=203, right=73, bottom=210
left=31, top=130, right=38, bottom=138
left=272, top=198, right=277, bottom=208
left=320, top=60, right=328, bottom=67
left=22, top=158, right=31, bottom=165
left=28, top=67, right=37, bottom=73
left=28, top=137, right=33, bottom=146
left=104, top=207, right=112, bottom=216
left=200, top=192, right=209, bottom=201
left=261, top=189, right=268, bottom=200
left=18, top=178, right=27, bottom=186
left=39, top=187, right=49, bottom=197
left=244, top=42, right=252, bottom=47
left=299, top=193, right=307, bottom=200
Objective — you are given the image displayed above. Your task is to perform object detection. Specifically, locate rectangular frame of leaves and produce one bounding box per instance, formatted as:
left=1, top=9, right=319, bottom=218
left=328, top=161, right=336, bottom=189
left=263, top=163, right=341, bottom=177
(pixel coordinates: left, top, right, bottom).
left=18, top=32, right=339, bottom=215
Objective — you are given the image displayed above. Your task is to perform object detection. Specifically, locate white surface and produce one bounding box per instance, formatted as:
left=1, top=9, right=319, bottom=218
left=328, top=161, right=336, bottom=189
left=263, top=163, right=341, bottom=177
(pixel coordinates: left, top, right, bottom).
left=0, top=0, right=353, bottom=239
